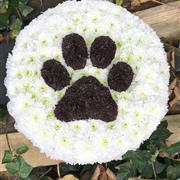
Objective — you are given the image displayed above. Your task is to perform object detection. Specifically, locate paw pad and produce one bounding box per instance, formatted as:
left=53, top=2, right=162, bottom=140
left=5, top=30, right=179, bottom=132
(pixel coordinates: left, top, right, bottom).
left=108, top=62, right=133, bottom=92
left=41, top=33, right=134, bottom=122
left=90, top=36, right=116, bottom=68
left=54, top=76, right=117, bottom=122
left=41, top=60, right=71, bottom=91
left=62, top=33, right=88, bottom=70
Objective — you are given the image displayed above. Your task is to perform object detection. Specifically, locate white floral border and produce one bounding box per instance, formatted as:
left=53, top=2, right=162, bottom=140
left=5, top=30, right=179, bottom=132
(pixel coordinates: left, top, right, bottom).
left=5, top=0, right=169, bottom=164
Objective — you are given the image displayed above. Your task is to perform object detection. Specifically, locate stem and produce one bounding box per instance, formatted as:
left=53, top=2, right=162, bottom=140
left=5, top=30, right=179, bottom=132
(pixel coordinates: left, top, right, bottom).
left=151, top=162, right=157, bottom=180
left=163, top=42, right=180, bottom=56
left=57, top=162, right=61, bottom=179
left=5, top=133, right=11, bottom=151
left=38, top=167, right=53, bottom=179
left=151, top=150, right=159, bottom=162
left=5, top=116, right=12, bottom=152
left=15, top=8, right=23, bottom=22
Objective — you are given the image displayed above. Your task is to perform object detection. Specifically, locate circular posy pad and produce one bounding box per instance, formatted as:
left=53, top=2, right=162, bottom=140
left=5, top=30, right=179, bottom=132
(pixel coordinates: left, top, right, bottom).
left=5, top=0, right=169, bottom=164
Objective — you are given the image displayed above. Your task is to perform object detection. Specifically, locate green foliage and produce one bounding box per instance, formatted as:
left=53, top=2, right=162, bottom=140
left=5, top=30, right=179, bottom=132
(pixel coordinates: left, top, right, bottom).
left=115, top=0, right=123, bottom=5
left=114, top=121, right=180, bottom=179
left=5, top=160, right=20, bottom=176
left=18, top=0, right=33, bottom=17
left=10, top=18, right=22, bottom=38
left=0, top=11, right=10, bottom=27
left=161, top=141, right=180, bottom=155
left=150, top=121, right=173, bottom=142
left=141, top=121, right=173, bottom=154
left=2, top=143, right=32, bottom=179
left=2, top=150, right=13, bottom=163
left=5, top=156, right=33, bottom=178
left=39, top=176, right=51, bottom=180
left=2, top=143, right=54, bottom=179
left=0, top=0, right=33, bottom=38
left=18, top=156, right=33, bottom=178
left=56, top=122, right=179, bottom=179
left=2, top=121, right=180, bottom=179
left=123, top=150, right=151, bottom=173
left=0, top=0, right=9, bottom=10
left=0, top=104, right=8, bottom=119
left=107, top=0, right=123, bottom=5
left=154, top=160, right=166, bottom=174
left=16, top=143, right=29, bottom=154
left=116, top=165, right=136, bottom=180
left=59, top=162, right=82, bottom=177
left=167, top=165, right=177, bottom=180
left=58, top=163, right=99, bottom=179
left=116, top=166, right=131, bottom=180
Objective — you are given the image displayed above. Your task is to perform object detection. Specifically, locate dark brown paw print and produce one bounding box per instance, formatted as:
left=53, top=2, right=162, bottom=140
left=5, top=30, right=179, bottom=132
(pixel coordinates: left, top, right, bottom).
left=41, top=33, right=134, bottom=122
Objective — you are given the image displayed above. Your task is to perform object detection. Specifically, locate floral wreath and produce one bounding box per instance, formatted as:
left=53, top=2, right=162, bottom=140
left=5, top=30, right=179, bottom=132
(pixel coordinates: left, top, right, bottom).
left=5, top=0, right=169, bottom=164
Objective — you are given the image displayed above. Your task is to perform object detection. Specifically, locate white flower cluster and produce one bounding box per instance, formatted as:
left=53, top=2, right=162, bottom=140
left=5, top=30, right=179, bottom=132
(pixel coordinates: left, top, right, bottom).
left=5, top=0, right=169, bottom=164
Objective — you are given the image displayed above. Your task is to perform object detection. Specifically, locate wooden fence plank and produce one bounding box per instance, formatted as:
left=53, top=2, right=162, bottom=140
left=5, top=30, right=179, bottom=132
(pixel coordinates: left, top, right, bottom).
left=135, top=1, right=180, bottom=40
left=0, top=133, right=59, bottom=172
left=164, top=114, right=180, bottom=144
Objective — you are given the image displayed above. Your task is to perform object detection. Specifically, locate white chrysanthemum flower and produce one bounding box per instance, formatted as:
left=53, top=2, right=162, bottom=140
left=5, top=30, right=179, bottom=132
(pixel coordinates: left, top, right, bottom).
left=5, top=0, right=169, bottom=164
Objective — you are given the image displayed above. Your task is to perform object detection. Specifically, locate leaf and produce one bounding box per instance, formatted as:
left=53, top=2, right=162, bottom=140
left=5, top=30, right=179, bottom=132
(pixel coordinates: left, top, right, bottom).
left=18, top=1, right=33, bottom=17
left=10, top=18, right=22, bottom=38
left=107, top=160, right=122, bottom=174
left=0, top=105, right=8, bottom=119
left=59, top=163, right=82, bottom=177
left=17, top=156, right=33, bottom=178
left=155, top=161, right=166, bottom=174
left=19, top=175, right=36, bottom=180
left=116, top=166, right=132, bottom=180
left=150, top=121, right=172, bottom=142
left=39, top=176, right=52, bottom=180
left=174, top=164, right=180, bottom=178
left=167, top=165, right=177, bottom=180
left=9, top=0, right=19, bottom=8
left=0, top=11, right=10, bottom=28
left=123, top=150, right=151, bottom=172
left=141, top=164, right=153, bottom=178
left=161, top=141, right=180, bottom=155
left=141, top=121, right=173, bottom=153
left=0, top=0, right=8, bottom=13
left=30, top=166, right=51, bottom=177
left=79, top=164, right=93, bottom=176
left=16, top=143, right=29, bottom=154
left=0, top=0, right=9, bottom=10
left=2, top=150, right=13, bottom=163
left=20, top=0, right=29, bottom=4
left=5, top=160, right=20, bottom=176
left=141, top=161, right=165, bottom=179
left=116, top=0, right=123, bottom=5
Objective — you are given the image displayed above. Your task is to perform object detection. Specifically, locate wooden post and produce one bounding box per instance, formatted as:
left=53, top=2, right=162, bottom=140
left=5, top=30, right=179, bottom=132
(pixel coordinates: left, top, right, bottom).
left=135, top=1, right=180, bottom=40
